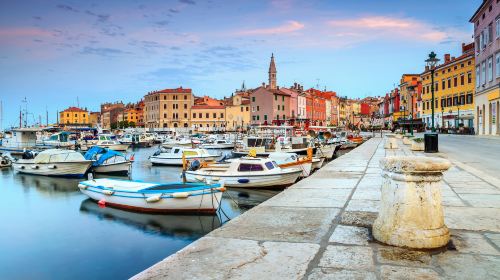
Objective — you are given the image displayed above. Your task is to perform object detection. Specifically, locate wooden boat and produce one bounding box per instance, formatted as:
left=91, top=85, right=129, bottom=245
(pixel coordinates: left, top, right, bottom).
left=311, top=157, right=325, bottom=170
left=13, top=149, right=92, bottom=177
left=268, top=150, right=313, bottom=177
left=84, top=146, right=132, bottom=175
left=78, top=178, right=225, bottom=213
left=150, top=146, right=218, bottom=166
left=185, top=157, right=302, bottom=188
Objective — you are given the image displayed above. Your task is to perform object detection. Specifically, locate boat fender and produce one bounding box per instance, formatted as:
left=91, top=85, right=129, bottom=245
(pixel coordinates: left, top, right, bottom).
left=98, top=199, right=106, bottom=208
left=20, top=165, right=25, bottom=169
left=47, top=165, right=57, bottom=169
left=31, top=165, right=39, bottom=169
left=172, top=192, right=190, bottom=198
left=103, top=190, right=114, bottom=196
left=78, top=184, right=88, bottom=190
left=217, top=186, right=226, bottom=192
left=145, top=195, right=162, bottom=203
left=237, top=178, right=250, bottom=184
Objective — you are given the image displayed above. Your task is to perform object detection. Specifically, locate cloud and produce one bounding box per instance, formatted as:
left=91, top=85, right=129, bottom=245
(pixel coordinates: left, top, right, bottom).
left=179, top=0, right=196, bottom=5
left=237, top=21, right=304, bottom=35
left=0, top=27, right=53, bottom=37
left=327, top=16, right=467, bottom=43
left=154, top=20, right=169, bottom=27
left=56, top=4, right=79, bottom=13
left=79, top=47, right=130, bottom=57
left=169, top=8, right=180, bottom=13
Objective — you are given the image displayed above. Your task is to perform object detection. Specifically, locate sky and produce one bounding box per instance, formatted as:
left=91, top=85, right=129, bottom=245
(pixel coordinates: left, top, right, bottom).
left=0, top=0, right=481, bottom=128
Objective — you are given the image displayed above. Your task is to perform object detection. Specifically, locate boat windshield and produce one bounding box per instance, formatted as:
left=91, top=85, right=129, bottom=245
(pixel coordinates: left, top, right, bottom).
left=238, top=163, right=264, bottom=172
left=264, top=161, right=274, bottom=170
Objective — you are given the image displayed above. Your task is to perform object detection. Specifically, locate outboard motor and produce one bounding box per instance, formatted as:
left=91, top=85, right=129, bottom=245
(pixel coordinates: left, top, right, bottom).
left=188, top=159, right=201, bottom=171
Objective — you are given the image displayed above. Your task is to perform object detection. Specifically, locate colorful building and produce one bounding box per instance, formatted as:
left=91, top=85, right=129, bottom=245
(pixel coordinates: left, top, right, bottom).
left=89, top=112, right=100, bottom=127
left=191, top=105, right=226, bottom=131
left=59, top=107, right=89, bottom=126
left=421, top=43, right=475, bottom=130
left=100, top=102, right=125, bottom=129
left=224, top=93, right=251, bottom=131
left=143, top=87, right=194, bottom=129
left=470, top=0, right=500, bottom=135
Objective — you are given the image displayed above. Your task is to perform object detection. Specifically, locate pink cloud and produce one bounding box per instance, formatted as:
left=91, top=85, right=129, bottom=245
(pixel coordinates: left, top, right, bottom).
left=0, top=27, right=52, bottom=37
left=237, top=20, right=304, bottom=35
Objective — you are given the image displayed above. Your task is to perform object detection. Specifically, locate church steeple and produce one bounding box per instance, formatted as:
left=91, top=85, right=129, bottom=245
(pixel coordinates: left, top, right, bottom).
left=268, top=53, right=277, bottom=90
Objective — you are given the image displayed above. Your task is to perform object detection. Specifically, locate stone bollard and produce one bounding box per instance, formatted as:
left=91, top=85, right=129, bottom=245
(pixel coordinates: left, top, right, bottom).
left=384, top=135, right=398, bottom=149
left=373, top=156, right=451, bottom=249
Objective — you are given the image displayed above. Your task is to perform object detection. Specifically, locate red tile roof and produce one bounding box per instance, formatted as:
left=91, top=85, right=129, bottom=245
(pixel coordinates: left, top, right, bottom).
left=148, top=87, right=192, bottom=95
left=191, top=105, right=225, bottom=109
left=62, top=106, right=87, bottom=112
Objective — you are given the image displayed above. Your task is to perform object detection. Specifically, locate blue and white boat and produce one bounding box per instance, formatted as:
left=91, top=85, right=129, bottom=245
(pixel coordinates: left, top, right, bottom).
left=78, top=178, right=225, bottom=213
left=84, top=146, right=131, bottom=175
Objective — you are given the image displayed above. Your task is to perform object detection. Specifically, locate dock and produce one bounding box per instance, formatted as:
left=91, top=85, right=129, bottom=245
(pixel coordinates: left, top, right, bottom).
left=133, top=135, right=500, bottom=279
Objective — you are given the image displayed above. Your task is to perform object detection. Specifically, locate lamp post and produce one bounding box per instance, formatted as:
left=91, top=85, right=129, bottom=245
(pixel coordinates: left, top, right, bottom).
left=457, top=98, right=461, bottom=128
left=408, top=86, right=415, bottom=136
left=425, top=52, right=440, bottom=132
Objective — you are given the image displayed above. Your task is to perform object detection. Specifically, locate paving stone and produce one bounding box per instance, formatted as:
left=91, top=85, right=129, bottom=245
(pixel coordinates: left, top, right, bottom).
left=308, top=268, right=377, bottom=280
left=340, top=211, right=377, bottom=228
left=263, top=188, right=351, bottom=208
left=441, top=195, right=467, bottom=207
left=444, top=207, right=500, bottom=232
left=435, top=252, right=500, bottom=279
left=351, top=188, right=381, bottom=200
left=324, top=165, right=367, bottom=172
left=293, top=178, right=360, bottom=189
left=453, top=187, right=500, bottom=195
left=484, top=233, right=500, bottom=249
left=346, top=199, right=379, bottom=212
left=451, top=231, right=500, bottom=255
left=209, top=206, right=340, bottom=243
left=458, top=194, right=500, bottom=207
left=329, top=225, right=370, bottom=245
left=376, top=247, right=432, bottom=267
left=132, top=237, right=319, bottom=280
left=318, top=245, right=374, bottom=270
left=379, top=265, right=440, bottom=280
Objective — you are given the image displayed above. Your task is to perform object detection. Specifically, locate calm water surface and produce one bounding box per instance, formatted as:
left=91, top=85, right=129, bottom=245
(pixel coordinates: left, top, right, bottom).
left=0, top=146, right=280, bottom=280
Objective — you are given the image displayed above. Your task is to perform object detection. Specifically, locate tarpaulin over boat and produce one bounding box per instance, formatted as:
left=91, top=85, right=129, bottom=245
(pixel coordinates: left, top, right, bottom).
left=84, top=146, right=125, bottom=167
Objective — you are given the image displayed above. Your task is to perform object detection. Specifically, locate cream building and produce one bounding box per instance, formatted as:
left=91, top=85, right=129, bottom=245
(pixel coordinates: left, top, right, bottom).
left=225, top=94, right=251, bottom=131
left=143, top=87, right=194, bottom=129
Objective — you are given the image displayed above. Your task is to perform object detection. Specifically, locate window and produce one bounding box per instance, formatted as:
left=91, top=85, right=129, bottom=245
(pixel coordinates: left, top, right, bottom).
left=283, top=114, right=286, bottom=120
left=240, top=107, right=243, bottom=112
left=264, top=114, right=267, bottom=120
left=193, top=113, right=196, bottom=118
left=442, top=80, right=446, bottom=90
left=206, top=113, right=209, bottom=118
left=274, top=95, right=277, bottom=101
left=238, top=163, right=264, bottom=172
left=184, top=104, right=187, bottom=109
left=476, top=65, right=481, bottom=87
left=257, top=106, right=260, bottom=111
left=277, top=105, right=280, bottom=110
left=441, top=98, right=446, bottom=108
left=447, top=78, right=451, bottom=88
left=252, top=116, right=256, bottom=121
left=66, top=113, right=69, bottom=117
left=460, top=74, right=465, bottom=85
left=460, top=95, right=465, bottom=105
left=282, top=96, right=284, bottom=101
left=480, top=30, right=484, bottom=50
left=246, top=107, right=249, bottom=111
left=466, top=93, right=473, bottom=104
left=256, top=115, right=260, bottom=120
left=447, top=97, right=452, bottom=107
left=468, top=72, right=472, bottom=84
left=496, top=53, right=500, bottom=77
left=220, top=113, right=224, bottom=118
left=488, top=56, right=493, bottom=82
left=252, top=97, right=255, bottom=102
left=454, top=76, right=458, bottom=87
left=265, top=162, right=275, bottom=170
left=164, top=95, right=166, bottom=100
left=453, top=96, right=458, bottom=106
left=488, top=23, right=493, bottom=44
left=184, top=95, right=187, bottom=100
left=199, top=113, right=202, bottom=118
left=497, top=17, right=500, bottom=38
left=184, top=113, right=187, bottom=118
left=481, top=61, right=486, bottom=85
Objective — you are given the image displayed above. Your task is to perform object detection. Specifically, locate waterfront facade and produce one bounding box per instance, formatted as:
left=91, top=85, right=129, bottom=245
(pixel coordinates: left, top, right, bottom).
left=225, top=94, right=251, bottom=131
left=421, top=43, right=476, bottom=130
left=101, top=102, right=125, bottom=129
left=59, top=107, right=89, bottom=126
left=470, top=0, right=500, bottom=135
left=191, top=105, right=225, bottom=131
left=143, top=87, right=193, bottom=129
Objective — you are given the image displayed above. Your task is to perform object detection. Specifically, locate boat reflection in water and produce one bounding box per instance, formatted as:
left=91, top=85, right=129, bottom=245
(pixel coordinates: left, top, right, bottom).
left=79, top=199, right=221, bottom=239
left=14, top=173, right=81, bottom=194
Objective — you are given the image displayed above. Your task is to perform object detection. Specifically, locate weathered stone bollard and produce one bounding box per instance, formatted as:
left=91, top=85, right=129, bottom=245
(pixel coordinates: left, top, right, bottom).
left=384, top=135, right=398, bottom=149
left=373, top=156, right=451, bottom=249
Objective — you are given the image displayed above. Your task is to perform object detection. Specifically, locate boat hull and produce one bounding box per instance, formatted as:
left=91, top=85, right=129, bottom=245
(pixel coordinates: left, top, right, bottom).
left=185, top=170, right=301, bottom=188
left=150, top=155, right=218, bottom=166
left=79, top=184, right=223, bottom=213
left=93, top=161, right=131, bottom=175
left=13, top=161, right=91, bottom=177
left=201, top=144, right=234, bottom=149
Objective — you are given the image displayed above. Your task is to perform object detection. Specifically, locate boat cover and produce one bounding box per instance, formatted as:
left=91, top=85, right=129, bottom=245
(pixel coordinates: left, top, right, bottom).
left=34, top=149, right=86, bottom=163
left=84, top=146, right=124, bottom=167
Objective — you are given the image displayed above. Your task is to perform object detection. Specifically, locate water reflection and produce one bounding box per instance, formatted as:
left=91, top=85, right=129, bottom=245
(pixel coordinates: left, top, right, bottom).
left=79, top=199, right=221, bottom=239
left=14, top=173, right=81, bottom=194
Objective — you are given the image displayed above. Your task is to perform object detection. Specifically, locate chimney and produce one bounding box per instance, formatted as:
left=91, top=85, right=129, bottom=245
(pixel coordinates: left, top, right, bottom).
left=262, top=82, right=265, bottom=87
left=277, top=86, right=280, bottom=90
left=444, top=54, right=450, bottom=63
left=451, top=56, right=455, bottom=61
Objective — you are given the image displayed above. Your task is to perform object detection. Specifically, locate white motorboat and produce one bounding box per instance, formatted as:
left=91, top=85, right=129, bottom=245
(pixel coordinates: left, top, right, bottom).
left=185, top=157, right=302, bottom=188
left=13, top=149, right=92, bottom=177
left=150, top=146, right=219, bottom=166
left=200, top=139, right=234, bottom=149
left=78, top=178, right=225, bottom=213
left=0, top=153, right=13, bottom=168
left=36, top=131, right=76, bottom=149
left=0, top=128, right=40, bottom=154
left=161, top=137, right=192, bottom=149
left=80, top=134, right=129, bottom=151
left=311, top=157, right=325, bottom=170
left=84, top=146, right=132, bottom=175
left=315, top=144, right=338, bottom=160
left=268, top=152, right=312, bottom=177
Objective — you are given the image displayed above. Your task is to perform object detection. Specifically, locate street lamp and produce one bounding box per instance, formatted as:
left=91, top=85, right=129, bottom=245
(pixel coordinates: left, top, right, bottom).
left=408, top=85, right=415, bottom=136
left=425, top=52, right=440, bottom=132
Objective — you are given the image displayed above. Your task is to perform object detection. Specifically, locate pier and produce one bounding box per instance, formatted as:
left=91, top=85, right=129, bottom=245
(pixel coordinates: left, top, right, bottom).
left=134, top=135, right=500, bottom=279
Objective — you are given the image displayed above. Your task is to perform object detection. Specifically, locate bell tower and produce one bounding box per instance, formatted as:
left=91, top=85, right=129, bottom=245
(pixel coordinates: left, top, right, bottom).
left=268, top=53, right=277, bottom=90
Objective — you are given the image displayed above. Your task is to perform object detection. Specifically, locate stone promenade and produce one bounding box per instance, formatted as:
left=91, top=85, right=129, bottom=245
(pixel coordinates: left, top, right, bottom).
left=133, top=136, right=500, bottom=280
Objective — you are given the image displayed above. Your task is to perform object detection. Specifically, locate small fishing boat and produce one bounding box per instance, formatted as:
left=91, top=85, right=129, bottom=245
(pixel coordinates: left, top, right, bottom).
left=315, top=144, right=338, bottom=160
left=84, top=146, right=132, bottom=175
left=185, top=157, right=302, bottom=188
left=36, top=131, right=76, bottom=149
left=13, top=149, right=92, bottom=177
left=268, top=151, right=313, bottom=177
left=340, top=140, right=358, bottom=149
left=0, top=153, right=13, bottom=168
left=78, top=178, right=225, bottom=213
left=150, top=146, right=218, bottom=166
left=80, top=134, right=129, bottom=151
left=200, top=139, right=234, bottom=149
left=161, top=137, right=192, bottom=149
left=311, top=157, right=325, bottom=170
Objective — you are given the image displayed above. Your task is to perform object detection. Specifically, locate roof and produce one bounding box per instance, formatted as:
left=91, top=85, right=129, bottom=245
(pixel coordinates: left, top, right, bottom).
left=191, top=105, right=225, bottom=110
left=148, top=87, right=192, bottom=95
left=62, top=107, right=87, bottom=113
left=421, top=46, right=475, bottom=75
left=469, top=0, right=489, bottom=22
left=269, top=53, right=277, bottom=73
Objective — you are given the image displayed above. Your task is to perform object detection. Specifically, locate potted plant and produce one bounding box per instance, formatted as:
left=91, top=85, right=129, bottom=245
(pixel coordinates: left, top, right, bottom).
left=411, top=137, right=424, bottom=151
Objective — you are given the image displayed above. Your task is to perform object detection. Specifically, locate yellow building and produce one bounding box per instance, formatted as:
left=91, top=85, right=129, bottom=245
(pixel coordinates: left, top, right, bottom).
left=399, top=74, right=421, bottom=119
left=144, top=87, right=194, bottom=129
left=191, top=105, right=226, bottom=132
left=421, top=43, right=475, bottom=130
left=89, top=112, right=100, bottom=127
left=59, top=107, right=89, bottom=126
left=225, top=94, right=251, bottom=131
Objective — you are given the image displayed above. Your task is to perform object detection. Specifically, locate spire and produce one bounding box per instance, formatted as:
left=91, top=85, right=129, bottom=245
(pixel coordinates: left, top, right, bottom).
left=268, top=53, right=277, bottom=90
left=241, top=80, right=246, bottom=91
